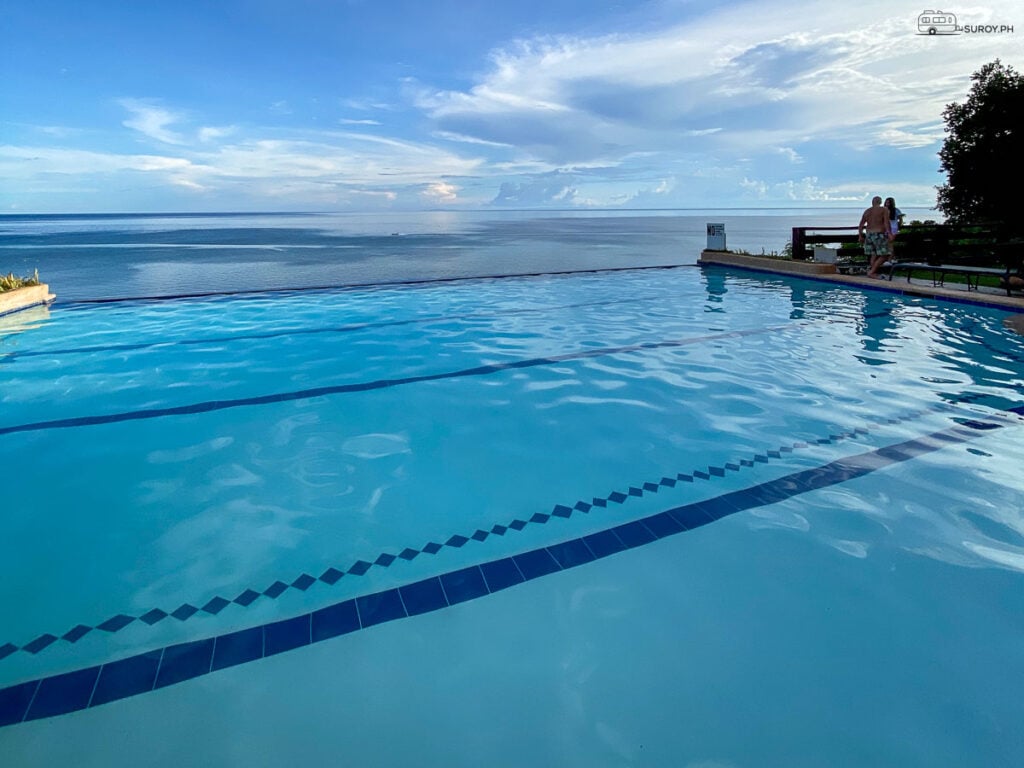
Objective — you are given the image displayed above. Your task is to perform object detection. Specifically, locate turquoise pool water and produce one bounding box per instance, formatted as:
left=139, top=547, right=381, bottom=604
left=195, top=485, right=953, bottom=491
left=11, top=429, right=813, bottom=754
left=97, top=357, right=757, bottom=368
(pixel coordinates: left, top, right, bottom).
left=1, top=265, right=1023, bottom=766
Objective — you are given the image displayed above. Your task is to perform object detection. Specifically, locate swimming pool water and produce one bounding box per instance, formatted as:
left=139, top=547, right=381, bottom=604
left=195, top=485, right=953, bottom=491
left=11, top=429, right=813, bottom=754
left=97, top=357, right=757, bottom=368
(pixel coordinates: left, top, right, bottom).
left=1, top=266, right=1023, bottom=766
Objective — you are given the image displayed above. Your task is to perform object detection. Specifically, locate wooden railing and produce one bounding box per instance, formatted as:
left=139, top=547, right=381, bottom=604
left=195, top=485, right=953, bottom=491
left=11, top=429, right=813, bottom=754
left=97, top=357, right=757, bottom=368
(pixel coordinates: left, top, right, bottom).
left=791, top=223, right=1022, bottom=269
left=790, top=226, right=862, bottom=260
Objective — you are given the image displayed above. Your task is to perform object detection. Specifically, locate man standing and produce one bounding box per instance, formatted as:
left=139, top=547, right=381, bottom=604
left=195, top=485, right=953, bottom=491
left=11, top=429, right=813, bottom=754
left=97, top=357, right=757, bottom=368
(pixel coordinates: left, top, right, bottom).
left=859, top=196, right=894, bottom=278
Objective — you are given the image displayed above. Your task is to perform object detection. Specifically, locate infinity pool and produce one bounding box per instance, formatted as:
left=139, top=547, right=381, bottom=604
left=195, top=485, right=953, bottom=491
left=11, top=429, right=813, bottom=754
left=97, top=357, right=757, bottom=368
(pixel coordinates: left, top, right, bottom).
left=1, top=266, right=1023, bottom=767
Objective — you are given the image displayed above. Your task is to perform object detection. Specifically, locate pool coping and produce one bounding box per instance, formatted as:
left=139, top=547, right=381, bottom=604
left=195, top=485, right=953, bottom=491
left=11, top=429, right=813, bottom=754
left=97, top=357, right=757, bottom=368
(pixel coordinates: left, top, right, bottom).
left=698, top=250, right=1024, bottom=313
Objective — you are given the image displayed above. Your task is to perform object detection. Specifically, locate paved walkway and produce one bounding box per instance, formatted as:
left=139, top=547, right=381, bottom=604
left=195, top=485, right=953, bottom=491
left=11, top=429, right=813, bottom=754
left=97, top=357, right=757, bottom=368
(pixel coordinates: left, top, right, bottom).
left=698, top=250, right=1024, bottom=313
left=831, top=271, right=1024, bottom=310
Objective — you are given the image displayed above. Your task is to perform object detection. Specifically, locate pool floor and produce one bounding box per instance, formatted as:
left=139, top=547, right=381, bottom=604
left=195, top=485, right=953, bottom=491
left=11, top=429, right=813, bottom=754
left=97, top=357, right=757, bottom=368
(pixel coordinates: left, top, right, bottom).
left=2, top=267, right=1024, bottom=766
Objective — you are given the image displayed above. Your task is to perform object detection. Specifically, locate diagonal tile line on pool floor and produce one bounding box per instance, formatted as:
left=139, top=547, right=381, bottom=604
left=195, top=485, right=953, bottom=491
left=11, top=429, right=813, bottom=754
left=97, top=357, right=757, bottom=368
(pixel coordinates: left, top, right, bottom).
left=4, top=402, right=1019, bottom=662
left=0, top=405, right=936, bottom=661
left=0, top=324, right=799, bottom=437
left=0, top=418, right=1008, bottom=728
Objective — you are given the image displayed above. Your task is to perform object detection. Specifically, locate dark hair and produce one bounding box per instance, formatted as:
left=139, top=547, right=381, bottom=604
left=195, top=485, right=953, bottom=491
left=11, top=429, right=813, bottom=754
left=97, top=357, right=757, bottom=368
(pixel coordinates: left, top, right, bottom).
left=884, top=197, right=897, bottom=219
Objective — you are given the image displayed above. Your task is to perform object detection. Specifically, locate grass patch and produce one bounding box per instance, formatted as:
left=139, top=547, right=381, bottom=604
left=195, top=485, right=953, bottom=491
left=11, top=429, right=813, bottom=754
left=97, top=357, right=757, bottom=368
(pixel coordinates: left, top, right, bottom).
left=0, top=269, right=41, bottom=293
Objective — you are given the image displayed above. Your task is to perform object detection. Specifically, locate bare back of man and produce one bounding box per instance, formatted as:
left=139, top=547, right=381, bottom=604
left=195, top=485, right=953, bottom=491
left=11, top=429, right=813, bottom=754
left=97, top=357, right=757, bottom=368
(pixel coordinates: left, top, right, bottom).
left=859, top=196, right=894, bottom=277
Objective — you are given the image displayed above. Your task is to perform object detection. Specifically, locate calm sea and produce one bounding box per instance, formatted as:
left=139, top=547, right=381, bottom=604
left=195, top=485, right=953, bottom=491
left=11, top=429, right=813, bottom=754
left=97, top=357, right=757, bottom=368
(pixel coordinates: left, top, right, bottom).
left=0, top=208, right=939, bottom=301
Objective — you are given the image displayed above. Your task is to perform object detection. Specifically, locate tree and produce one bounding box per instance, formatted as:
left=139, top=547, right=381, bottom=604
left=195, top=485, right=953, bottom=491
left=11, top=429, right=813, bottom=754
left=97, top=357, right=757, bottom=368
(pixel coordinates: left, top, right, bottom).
left=936, top=60, right=1024, bottom=233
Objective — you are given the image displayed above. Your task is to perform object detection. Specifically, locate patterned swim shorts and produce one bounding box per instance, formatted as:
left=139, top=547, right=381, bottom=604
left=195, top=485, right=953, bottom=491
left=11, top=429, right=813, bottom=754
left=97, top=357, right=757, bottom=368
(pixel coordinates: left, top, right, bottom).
left=863, top=231, right=890, bottom=257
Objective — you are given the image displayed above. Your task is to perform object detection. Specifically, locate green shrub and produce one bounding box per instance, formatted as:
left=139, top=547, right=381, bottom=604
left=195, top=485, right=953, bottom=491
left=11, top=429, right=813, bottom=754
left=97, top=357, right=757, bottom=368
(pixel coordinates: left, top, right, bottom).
left=0, top=269, right=41, bottom=293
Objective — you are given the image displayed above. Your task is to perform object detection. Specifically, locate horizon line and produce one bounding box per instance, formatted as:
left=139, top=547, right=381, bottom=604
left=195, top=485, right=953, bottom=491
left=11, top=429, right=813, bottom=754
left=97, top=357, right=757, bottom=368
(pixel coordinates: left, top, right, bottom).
left=0, top=205, right=943, bottom=218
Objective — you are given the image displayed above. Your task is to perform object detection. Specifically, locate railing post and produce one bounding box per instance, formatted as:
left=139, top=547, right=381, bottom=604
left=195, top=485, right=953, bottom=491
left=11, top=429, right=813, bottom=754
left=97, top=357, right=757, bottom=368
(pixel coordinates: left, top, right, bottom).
left=791, top=227, right=805, bottom=260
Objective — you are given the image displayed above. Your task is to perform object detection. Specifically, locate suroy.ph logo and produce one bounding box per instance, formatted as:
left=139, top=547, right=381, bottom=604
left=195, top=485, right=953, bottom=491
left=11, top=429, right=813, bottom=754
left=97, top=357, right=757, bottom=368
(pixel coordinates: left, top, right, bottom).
left=917, top=9, right=1015, bottom=35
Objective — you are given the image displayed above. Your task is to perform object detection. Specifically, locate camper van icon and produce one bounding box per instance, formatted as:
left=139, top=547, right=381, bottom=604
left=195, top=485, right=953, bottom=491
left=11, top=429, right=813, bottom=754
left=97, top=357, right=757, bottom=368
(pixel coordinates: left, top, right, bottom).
left=917, top=10, right=959, bottom=34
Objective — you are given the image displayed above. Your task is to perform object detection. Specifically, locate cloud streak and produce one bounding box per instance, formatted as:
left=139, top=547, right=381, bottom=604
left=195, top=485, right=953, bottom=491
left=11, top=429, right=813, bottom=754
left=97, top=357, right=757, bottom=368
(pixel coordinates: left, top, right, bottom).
left=120, top=99, right=188, bottom=145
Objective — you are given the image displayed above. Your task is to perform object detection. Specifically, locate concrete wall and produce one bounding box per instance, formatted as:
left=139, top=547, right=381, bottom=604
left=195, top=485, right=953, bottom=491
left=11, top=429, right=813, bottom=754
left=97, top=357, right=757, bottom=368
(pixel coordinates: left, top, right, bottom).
left=0, top=284, right=56, bottom=317
left=697, top=250, right=838, bottom=276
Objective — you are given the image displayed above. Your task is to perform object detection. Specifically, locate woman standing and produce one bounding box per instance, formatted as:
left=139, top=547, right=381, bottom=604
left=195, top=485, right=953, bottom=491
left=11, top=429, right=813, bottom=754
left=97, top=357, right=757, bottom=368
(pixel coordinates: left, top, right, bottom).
left=884, top=197, right=903, bottom=235
left=883, top=198, right=904, bottom=275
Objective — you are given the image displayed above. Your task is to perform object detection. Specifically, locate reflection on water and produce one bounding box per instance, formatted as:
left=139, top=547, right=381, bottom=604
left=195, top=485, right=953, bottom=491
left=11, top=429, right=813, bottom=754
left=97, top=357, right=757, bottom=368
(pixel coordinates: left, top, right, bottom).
left=701, top=269, right=727, bottom=313
left=0, top=304, right=51, bottom=345
left=855, top=292, right=899, bottom=364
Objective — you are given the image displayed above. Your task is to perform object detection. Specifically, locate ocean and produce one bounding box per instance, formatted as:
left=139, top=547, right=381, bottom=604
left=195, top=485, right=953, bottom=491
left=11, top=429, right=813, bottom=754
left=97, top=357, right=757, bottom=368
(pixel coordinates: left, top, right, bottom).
left=0, top=208, right=940, bottom=301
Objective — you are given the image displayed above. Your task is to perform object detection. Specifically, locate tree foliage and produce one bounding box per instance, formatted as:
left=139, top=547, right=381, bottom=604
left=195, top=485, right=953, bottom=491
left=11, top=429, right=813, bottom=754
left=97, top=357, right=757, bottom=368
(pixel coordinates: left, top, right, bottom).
left=936, top=60, right=1024, bottom=233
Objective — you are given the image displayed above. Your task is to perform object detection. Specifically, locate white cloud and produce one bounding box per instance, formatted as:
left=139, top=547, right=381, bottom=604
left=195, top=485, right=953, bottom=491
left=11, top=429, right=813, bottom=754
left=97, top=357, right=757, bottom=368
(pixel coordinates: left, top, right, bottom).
left=875, top=125, right=944, bottom=149
left=421, top=181, right=459, bottom=202
left=341, top=97, right=393, bottom=112
left=415, top=0, right=1022, bottom=171
left=491, top=172, right=579, bottom=206
left=198, top=126, right=236, bottom=143
left=39, top=125, right=82, bottom=138
left=352, top=189, right=398, bottom=201
left=433, top=130, right=514, bottom=148
left=169, top=176, right=206, bottom=190
left=120, top=99, right=187, bottom=145
left=740, top=175, right=863, bottom=202
left=235, top=132, right=483, bottom=183
left=0, top=145, right=192, bottom=174
left=0, top=127, right=484, bottom=209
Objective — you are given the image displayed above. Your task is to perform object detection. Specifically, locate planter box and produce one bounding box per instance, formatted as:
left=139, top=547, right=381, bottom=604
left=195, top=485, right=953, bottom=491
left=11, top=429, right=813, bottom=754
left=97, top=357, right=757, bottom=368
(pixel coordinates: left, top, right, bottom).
left=698, top=250, right=837, bottom=275
left=0, top=283, right=56, bottom=317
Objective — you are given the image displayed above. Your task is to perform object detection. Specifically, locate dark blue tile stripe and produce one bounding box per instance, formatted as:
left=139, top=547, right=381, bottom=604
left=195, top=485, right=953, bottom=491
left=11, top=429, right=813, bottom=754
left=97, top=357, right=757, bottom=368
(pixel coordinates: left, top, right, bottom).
left=0, top=326, right=783, bottom=438
left=264, top=615, right=311, bottom=658
left=0, top=404, right=992, bottom=661
left=153, top=639, right=213, bottom=690
left=479, top=559, right=525, bottom=593
left=89, top=651, right=161, bottom=707
left=0, top=421, right=997, bottom=728
left=355, top=589, right=407, bottom=629
left=399, top=577, right=449, bottom=616
left=211, top=627, right=263, bottom=672
left=439, top=567, right=489, bottom=605
left=0, top=680, right=39, bottom=727
left=311, top=600, right=359, bottom=642
left=24, top=667, right=100, bottom=721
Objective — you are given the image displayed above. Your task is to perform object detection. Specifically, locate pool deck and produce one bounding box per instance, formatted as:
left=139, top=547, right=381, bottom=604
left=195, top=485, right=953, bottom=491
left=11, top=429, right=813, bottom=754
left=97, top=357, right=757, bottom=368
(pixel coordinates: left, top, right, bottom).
left=698, top=250, right=1024, bottom=316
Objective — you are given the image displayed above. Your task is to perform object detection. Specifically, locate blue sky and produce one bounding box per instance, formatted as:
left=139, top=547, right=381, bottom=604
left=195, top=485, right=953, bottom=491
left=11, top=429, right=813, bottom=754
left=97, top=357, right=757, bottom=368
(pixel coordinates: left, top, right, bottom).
left=2, top=0, right=1021, bottom=213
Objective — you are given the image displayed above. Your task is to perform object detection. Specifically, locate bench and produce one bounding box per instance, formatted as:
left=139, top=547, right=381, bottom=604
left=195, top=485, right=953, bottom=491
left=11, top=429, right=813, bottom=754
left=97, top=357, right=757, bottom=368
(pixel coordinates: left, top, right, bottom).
left=884, top=225, right=1022, bottom=296
left=886, top=261, right=1019, bottom=294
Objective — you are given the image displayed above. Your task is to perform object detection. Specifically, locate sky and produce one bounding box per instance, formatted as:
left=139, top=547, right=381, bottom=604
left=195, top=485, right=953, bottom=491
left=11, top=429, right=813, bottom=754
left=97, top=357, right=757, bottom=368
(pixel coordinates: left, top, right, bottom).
left=2, top=0, right=1021, bottom=213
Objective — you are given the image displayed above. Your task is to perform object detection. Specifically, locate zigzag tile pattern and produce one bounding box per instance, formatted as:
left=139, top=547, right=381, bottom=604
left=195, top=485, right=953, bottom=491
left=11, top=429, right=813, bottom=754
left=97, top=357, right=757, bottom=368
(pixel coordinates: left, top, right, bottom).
left=0, top=405, right=937, bottom=662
